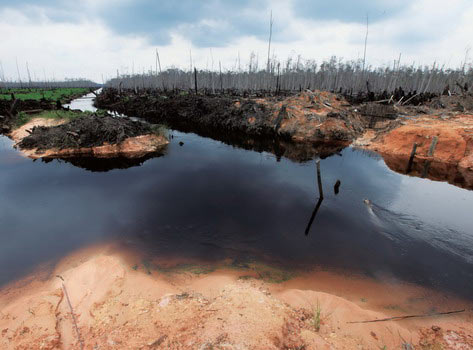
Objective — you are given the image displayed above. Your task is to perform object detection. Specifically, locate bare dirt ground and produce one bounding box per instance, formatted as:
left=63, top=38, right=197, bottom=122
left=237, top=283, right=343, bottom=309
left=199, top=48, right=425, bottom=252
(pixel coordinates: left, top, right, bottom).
left=354, top=111, right=473, bottom=188
left=9, top=118, right=168, bottom=159
left=1, top=244, right=472, bottom=350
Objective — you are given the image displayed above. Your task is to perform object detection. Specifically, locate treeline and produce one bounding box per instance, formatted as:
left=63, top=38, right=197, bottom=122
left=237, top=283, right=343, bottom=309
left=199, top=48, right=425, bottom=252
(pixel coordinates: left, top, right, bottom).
left=0, top=79, right=100, bottom=89
left=106, top=56, right=473, bottom=96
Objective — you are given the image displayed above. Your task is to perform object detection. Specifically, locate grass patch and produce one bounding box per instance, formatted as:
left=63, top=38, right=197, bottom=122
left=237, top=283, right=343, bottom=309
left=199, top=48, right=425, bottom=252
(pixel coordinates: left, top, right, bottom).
left=310, top=301, right=322, bottom=332
left=155, top=263, right=216, bottom=275
left=0, top=87, right=90, bottom=102
left=383, top=304, right=407, bottom=313
left=14, top=109, right=92, bottom=128
left=250, top=263, right=295, bottom=283
left=150, top=123, right=168, bottom=137
left=129, top=257, right=295, bottom=282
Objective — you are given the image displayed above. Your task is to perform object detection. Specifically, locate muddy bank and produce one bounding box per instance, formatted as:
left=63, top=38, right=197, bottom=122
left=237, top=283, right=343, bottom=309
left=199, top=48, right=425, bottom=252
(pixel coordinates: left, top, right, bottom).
left=380, top=153, right=473, bottom=189
left=11, top=115, right=168, bottom=159
left=95, top=88, right=473, bottom=187
left=96, top=89, right=365, bottom=148
left=356, top=112, right=473, bottom=189
left=1, top=244, right=472, bottom=350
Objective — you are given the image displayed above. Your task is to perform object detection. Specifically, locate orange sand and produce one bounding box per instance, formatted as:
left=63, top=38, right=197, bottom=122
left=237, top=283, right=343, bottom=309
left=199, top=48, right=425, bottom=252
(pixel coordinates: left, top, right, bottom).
left=1, top=244, right=472, bottom=350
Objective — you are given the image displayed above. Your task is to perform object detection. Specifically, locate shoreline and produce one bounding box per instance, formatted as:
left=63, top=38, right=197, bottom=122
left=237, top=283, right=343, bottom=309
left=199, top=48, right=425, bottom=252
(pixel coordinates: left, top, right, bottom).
left=96, top=89, right=473, bottom=189
left=1, top=243, right=472, bottom=349
left=8, top=117, right=169, bottom=160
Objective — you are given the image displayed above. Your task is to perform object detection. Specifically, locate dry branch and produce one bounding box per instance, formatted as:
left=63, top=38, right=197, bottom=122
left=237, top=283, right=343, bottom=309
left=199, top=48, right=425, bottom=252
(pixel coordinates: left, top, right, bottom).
left=347, top=309, right=465, bottom=324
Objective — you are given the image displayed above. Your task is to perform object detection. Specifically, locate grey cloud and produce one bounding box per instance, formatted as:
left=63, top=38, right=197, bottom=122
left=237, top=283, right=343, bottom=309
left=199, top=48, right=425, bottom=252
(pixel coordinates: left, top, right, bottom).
left=292, top=0, right=409, bottom=23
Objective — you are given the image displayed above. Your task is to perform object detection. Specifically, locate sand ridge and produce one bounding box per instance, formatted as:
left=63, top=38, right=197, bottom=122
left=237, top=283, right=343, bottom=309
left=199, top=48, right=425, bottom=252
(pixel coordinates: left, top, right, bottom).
left=1, top=245, right=472, bottom=349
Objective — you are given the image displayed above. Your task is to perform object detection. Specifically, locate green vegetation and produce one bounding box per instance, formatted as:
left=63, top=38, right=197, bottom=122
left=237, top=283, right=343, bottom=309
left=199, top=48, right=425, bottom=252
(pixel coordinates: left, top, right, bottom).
left=142, top=259, right=153, bottom=275
left=132, top=260, right=217, bottom=276
left=0, top=87, right=90, bottom=102
left=129, top=258, right=296, bottom=283
left=14, top=109, right=93, bottom=128
left=383, top=304, right=407, bottom=313
left=250, top=263, right=295, bottom=283
left=150, top=123, right=169, bottom=137
left=155, top=263, right=216, bottom=275
left=310, top=301, right=322, bottom=332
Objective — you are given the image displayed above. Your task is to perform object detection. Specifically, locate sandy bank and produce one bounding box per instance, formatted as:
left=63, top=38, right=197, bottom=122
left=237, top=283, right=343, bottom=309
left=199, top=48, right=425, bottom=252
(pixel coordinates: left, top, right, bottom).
left=359, top=114, right=473, bottom=168
left=354, top=112, right=473, bottom=188
left=9, top=117, right=169, bottom=159
left=1, top=245, right=472, bottom=350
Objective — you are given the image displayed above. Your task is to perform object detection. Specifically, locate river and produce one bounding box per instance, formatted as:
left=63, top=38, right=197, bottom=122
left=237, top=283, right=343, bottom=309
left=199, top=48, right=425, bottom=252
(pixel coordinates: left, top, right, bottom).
left=1, top=93, right=472, bottom=301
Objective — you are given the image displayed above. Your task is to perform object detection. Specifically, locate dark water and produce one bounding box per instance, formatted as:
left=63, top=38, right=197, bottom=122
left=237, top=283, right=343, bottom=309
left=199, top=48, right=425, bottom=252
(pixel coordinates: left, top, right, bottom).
left=1, top=96, right=473, bottom=300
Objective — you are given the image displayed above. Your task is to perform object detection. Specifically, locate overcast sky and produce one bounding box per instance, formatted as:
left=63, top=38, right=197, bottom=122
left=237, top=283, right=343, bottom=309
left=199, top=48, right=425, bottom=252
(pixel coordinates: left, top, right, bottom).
left=0, top=0, right=472, bottom=83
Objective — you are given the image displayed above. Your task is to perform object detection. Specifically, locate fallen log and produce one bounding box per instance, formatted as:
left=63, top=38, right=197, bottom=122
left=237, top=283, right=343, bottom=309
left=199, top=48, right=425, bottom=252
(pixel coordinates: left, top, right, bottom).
left=347, top=309, right=465, bottom=324
left=22, top=109, right=44, bottom=114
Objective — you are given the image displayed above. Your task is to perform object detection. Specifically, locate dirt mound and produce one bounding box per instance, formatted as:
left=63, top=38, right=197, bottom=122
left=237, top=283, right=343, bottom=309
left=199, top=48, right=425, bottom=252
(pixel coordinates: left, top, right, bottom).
left=9, top=117, right=168, bottom=160
left=428, top=94, right=473, bottom=112
left=418, top=326, right=473, bottom=349
left=17, top=115, right=156, bottom=151
left=96, top=89, right=364, bottom=155
left=356, top=113, right=473, bottom=188
left=2, top=247, right=472, bottom=350
left=363, top=114, right=473, bottom=166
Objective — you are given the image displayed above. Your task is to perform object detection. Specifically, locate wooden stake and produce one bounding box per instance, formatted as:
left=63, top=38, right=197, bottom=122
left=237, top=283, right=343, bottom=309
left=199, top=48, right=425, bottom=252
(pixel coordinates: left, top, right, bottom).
left=406, top=142, right=417, bottom=173
left=266, top=10, right=273, bottom=73
left=219, top=61, right=223, bottom=92
left=305, top=197, right=323, bottom=235
left=316, top=159, right=324, bottom=199
left=334, top=180, right=341, bottom=195
left=427, top=136, right=438, bottom=157
left=421, top=160, right=431, bottom=178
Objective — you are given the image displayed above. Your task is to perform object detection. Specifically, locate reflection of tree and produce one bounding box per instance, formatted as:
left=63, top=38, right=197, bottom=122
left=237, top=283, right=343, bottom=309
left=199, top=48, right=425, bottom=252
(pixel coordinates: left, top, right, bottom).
left=305, top=159, right=325, bottom=236
left=304, top=197, right=323, bottom=236
left=41, top=151, right=165, bottom=172
left=382, top=153, right=473, bottom=190
left=170, top=127, right=345, bottom=164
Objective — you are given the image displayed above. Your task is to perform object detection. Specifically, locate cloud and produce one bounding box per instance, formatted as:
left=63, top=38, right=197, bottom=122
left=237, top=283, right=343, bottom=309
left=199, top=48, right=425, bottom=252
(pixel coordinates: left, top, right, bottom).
left=0, top=0, right=273, bottom=48
left=291, top=0, right=409, bottom=23
left=98, top=0, right=270, bottom=47
left=0, top=0, right=472, bottom=82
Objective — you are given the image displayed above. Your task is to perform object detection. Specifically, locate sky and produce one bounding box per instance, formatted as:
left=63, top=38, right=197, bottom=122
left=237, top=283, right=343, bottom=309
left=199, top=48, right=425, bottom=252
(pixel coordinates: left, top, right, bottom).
left=0, top=0, right=472, bottom=83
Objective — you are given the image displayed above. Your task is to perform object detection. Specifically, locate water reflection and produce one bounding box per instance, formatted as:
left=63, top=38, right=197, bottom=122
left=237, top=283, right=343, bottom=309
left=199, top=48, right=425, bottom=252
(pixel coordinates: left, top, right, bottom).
left=1, top=132, right=473, bottom=300
left=304, top=197, right=323, bottom=236
left=41, top=152, right=166, bottom=172
left=63, top=90, right=99, bottom=112
left=1, top=92, right=473, bottom=301
left=383, top=153, right=473, bottom=190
